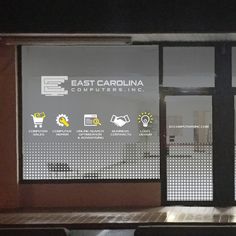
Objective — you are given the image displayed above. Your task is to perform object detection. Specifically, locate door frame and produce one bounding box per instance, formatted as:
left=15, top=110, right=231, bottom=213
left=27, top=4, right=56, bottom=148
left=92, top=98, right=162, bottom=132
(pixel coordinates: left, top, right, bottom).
left=160, top=91, right=214, bottom=206
left=159, top=42, right=235, bottom=206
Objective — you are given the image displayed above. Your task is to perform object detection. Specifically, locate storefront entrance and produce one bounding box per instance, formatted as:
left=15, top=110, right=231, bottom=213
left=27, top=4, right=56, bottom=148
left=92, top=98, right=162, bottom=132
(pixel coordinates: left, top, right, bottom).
left=159, top=43, right=234, bottom=206
left=162, top=95, right=213, bottom=203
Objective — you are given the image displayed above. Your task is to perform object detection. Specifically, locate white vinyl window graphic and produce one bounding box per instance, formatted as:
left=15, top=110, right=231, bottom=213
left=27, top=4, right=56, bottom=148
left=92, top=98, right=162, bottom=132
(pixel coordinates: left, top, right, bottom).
left=110, top=114, right=130, bottom=127
left=41, top=76, right=68, bottom=96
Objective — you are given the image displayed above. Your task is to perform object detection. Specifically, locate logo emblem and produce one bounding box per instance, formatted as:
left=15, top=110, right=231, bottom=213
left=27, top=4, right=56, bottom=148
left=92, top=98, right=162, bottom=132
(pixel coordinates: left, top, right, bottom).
left=41, top=76, right=68, bottom=96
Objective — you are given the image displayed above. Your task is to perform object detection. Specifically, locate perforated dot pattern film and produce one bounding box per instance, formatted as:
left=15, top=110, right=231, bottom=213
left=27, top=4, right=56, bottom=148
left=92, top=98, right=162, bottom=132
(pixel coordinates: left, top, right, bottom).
left=167, top=143, right=213, bottom=201
left=23, top=142, right=160, bottom=180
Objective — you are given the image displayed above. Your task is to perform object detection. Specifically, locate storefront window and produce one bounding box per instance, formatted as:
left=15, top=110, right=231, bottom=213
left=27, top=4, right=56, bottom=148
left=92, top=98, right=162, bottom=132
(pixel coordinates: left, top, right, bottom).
left=21, top=46, right=160, bottom=180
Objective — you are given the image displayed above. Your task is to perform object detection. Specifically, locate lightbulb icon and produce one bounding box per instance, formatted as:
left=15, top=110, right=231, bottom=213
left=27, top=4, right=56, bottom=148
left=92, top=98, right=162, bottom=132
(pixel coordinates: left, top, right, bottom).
left=138, top=112, right=154, bottom=127
left=141, top=115, right=150, bottom=127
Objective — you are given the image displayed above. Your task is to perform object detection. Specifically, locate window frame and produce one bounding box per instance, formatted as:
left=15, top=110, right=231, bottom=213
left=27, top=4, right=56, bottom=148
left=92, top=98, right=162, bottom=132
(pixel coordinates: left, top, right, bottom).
left=17, top=44, right=161, bottom=184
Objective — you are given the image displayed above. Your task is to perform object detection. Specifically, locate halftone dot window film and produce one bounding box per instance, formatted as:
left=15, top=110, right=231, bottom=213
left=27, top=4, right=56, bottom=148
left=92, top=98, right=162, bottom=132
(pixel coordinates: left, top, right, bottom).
left=21, top=46, right=160, bottom=181
left=23, top=142, right=160, bottom=180
left=167, top=144, right=213, bottom=201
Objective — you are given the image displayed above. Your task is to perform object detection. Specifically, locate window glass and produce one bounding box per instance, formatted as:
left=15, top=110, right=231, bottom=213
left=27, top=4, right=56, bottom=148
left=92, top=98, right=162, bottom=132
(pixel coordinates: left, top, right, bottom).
left=163, top=47, right=214, bottom=87
left=22, top=46, right=160, bottom=180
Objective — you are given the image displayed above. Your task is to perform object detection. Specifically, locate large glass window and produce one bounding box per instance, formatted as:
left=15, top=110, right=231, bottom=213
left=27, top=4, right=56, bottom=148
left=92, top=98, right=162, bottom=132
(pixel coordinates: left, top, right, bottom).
left=21, top=46, right=160, bottom=180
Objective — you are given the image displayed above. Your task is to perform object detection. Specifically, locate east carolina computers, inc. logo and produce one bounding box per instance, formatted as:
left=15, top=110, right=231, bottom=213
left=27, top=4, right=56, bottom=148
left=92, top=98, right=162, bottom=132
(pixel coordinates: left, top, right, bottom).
left=41, top=76, right=68, bottom=96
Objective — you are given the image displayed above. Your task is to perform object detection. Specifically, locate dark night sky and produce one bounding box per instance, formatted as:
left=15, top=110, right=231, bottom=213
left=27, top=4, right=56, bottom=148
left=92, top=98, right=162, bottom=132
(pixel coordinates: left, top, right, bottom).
left=0, top=0, right=236, bottom=33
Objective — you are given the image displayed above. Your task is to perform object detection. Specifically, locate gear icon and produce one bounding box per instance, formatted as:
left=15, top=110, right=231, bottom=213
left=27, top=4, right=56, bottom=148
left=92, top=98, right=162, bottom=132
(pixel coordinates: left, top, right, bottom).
left=56, top=114, right=70, bottom=127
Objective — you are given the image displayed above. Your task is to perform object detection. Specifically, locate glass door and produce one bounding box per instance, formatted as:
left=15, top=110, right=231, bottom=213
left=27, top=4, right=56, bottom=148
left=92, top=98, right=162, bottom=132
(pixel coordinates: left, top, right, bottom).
left=164, top=96, right=213, bottom=202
